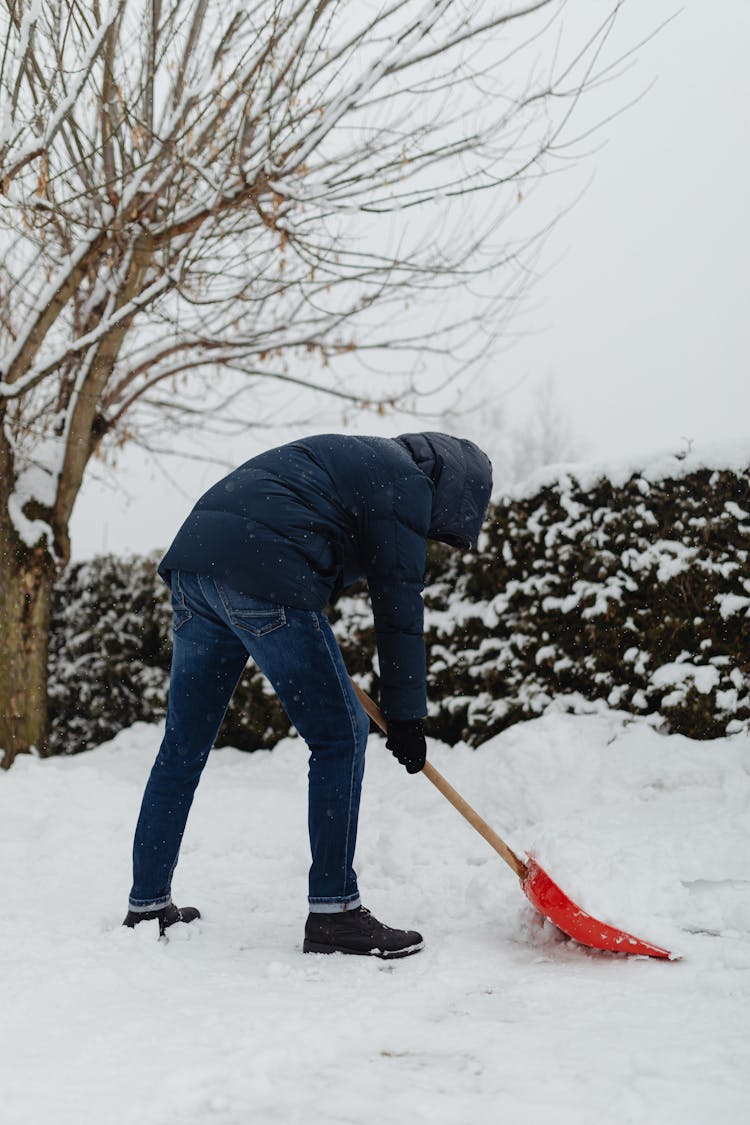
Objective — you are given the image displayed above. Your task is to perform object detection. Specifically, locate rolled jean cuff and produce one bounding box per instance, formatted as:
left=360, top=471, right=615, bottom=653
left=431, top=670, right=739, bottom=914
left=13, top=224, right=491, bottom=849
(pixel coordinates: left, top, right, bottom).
left=307, top=894, right=361, bottom=914
left=128, top=894, right=172, bottom=912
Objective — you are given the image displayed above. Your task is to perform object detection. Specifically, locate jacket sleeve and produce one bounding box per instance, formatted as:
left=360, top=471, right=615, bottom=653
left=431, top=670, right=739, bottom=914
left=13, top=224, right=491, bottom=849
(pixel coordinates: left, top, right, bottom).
left=361, top=473, right=433, bottom=720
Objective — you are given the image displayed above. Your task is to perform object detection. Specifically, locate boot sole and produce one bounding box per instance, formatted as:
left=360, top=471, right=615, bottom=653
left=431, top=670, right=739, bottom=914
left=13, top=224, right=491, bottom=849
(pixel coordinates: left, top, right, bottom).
left=303, top=938, right=423, bottom=960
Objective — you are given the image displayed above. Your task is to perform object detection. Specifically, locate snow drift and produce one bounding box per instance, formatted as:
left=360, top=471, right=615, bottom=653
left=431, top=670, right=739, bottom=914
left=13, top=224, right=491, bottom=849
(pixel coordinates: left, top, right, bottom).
left=2, top=711, right=748, bottom=1125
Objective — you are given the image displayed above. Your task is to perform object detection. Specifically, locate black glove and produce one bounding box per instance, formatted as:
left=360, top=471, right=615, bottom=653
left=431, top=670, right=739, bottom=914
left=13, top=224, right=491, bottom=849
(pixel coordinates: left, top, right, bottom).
left=386, top=719, right=427, bottom=774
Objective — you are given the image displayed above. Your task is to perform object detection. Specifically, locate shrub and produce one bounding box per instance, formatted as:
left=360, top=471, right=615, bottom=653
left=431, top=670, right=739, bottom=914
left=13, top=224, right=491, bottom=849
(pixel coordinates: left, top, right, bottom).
left=48, top=555, right=288, bottom=754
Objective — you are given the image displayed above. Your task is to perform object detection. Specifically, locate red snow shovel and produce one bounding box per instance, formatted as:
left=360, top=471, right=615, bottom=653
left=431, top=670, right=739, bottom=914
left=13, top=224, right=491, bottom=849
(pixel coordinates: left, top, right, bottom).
left=351, top=681, right=674, bottom=960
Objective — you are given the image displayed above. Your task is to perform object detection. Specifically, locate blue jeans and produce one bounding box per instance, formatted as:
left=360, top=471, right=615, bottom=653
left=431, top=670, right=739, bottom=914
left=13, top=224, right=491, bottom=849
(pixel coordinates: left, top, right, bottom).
left=128, top=570, right=370, bottom=914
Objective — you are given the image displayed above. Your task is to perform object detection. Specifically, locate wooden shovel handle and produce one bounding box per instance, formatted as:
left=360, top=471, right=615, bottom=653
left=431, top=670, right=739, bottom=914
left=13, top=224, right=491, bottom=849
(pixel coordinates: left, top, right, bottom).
left=350, top=679, right=528, bottom=881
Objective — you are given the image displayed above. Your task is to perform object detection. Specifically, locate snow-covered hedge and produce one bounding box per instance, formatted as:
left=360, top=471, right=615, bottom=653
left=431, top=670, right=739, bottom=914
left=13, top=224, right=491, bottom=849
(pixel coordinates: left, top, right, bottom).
left=415, top=461, right=750, bottom=744
left=49, top=450, right=750, bottom=754
left=48, top=555, right=289, bottom=755
left=49, top=555, right=169, bottom=754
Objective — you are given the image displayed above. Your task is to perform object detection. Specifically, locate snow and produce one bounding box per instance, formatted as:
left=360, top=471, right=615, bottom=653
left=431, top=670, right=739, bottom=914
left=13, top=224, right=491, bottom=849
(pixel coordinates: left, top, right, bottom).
left=2, top=711, right=749, bottom=1123
left=725, top=501, right=750, bottom=522
left=508, top=437, right=750, bottom=501
left=716, top=593, right=750, bottom=619
left=4, top=428, right=65, bottom=551
left=651, top=662, right=721, bottom=697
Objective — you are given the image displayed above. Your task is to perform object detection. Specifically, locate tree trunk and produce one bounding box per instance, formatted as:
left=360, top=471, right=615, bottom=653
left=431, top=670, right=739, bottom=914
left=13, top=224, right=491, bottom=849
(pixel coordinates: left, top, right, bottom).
left=0, top=531, right=56, bottom=769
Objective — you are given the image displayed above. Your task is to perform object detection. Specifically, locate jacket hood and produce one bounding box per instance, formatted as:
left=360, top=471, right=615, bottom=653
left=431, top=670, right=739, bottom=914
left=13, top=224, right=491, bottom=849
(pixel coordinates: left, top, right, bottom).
left=395, top=432, right=493, bottom=549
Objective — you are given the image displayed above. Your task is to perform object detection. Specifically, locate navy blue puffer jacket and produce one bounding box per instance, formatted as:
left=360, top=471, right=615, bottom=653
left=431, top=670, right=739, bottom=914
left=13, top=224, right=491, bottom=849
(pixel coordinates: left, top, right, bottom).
left=159, top=432, right=492, bottom=719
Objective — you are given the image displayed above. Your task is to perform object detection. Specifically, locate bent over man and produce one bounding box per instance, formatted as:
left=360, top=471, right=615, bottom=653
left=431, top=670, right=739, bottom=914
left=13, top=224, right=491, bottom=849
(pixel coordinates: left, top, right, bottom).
left=124, top=431, right=492, bottom=958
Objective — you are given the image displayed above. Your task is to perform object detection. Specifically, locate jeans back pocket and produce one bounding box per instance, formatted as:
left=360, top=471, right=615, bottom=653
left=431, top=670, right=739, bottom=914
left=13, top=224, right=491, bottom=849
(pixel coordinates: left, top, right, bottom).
left=171, top=571, right=193, bottom=631
left=214, top=581, right=287, bottom=636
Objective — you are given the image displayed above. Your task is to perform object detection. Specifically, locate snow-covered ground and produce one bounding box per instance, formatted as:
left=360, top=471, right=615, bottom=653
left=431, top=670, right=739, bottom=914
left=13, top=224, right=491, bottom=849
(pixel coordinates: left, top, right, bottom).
left=2, top=712, right=749, bottom=1125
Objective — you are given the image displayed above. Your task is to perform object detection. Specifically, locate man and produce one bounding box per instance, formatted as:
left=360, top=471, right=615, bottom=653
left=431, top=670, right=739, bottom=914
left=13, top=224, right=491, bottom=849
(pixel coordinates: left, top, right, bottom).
left=124, top=431, right=492, bottom=958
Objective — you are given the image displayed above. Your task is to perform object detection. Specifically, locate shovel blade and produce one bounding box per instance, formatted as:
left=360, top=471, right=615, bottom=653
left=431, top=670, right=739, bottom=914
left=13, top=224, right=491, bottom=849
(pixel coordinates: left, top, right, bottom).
left=521, top=857, right=674, bottom=959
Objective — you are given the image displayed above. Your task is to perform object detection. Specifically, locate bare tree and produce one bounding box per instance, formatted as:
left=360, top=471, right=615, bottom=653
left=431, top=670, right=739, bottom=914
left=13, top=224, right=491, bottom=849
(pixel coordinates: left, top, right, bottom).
left=0, top=0, right=628, bottom=766
left=492, top=375, right=581, bottom=485
left=504, top=375, right=580, bottom=482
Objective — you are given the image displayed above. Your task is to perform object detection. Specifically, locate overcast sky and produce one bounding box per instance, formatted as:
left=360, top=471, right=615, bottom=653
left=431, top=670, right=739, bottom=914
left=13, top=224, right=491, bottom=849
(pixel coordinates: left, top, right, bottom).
left=498, top=0, right=750, bottom=461
left=71, top=1, right=750, bottom=560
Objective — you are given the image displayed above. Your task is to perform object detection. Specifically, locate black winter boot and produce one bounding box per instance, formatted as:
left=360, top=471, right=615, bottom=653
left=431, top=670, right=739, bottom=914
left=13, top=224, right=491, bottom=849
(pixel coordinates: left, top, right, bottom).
left=123, top=903, right=201, bottom=937
left=303, top=906, right=423, bottom=959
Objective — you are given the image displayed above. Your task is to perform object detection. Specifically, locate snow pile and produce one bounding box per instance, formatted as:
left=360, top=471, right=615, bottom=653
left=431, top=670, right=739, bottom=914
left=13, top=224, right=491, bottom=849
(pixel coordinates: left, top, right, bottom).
left=1, top=712, right=749, bottom=1125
